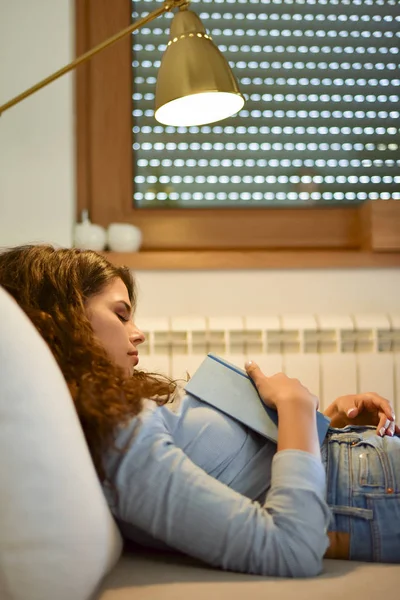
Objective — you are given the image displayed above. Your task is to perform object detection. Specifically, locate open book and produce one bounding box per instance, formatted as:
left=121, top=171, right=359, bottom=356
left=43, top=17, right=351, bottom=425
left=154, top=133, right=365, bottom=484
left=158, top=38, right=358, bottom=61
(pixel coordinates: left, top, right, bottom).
left=185, top=353, right=330, bottom=446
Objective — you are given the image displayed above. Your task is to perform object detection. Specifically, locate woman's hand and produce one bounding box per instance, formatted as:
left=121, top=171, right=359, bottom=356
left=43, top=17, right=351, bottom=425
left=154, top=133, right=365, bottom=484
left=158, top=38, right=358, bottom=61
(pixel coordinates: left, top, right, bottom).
left=245, top=361, right=319, bottom=411
left=245, top=361, right=321, bottom=456
left=324, top=393, right=400, bottom=437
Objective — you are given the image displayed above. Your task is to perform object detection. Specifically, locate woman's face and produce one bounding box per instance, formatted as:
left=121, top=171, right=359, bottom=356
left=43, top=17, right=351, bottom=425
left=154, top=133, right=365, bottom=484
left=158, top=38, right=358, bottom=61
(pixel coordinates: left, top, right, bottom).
left=85, top=277, right=145, bottom=377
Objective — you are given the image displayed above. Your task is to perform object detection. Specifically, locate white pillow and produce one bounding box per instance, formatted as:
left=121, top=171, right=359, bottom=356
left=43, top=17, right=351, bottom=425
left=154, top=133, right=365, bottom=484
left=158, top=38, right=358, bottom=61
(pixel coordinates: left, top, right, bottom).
left=0, top=286, right=122, bottom=600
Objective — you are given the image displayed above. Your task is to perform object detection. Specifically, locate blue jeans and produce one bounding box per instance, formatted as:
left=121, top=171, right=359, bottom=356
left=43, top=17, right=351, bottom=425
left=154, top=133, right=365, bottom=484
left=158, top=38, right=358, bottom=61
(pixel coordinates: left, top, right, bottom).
left=322, top=426, right=400, bottom=563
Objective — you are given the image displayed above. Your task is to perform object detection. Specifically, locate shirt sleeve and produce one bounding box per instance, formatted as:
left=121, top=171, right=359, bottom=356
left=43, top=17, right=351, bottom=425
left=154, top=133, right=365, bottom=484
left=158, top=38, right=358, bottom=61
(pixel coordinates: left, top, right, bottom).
left=108, top=420, right=331, bottom=578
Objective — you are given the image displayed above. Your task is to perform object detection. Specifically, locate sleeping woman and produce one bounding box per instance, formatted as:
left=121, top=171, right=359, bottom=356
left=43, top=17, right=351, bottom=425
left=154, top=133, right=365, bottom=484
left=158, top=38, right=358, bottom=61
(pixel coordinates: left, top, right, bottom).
left=0, top=244, right=398, bottom=577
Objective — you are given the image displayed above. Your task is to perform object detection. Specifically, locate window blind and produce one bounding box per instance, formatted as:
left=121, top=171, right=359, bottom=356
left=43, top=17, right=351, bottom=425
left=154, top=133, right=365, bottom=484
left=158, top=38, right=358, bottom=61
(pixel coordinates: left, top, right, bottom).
left=131, top=0, right=400, bottom=207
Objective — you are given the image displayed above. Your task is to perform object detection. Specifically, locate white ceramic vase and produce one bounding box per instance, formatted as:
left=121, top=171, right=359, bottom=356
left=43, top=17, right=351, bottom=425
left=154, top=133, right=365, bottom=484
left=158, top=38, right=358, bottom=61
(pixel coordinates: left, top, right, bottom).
left=107, top=223, right=142, bottom=252
left=73, top=211, right=107, bottom=251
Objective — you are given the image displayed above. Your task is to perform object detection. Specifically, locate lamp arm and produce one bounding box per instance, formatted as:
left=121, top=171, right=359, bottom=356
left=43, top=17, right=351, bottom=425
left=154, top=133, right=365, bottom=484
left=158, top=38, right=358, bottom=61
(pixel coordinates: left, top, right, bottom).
left=0, top=0, right=189, bottom=116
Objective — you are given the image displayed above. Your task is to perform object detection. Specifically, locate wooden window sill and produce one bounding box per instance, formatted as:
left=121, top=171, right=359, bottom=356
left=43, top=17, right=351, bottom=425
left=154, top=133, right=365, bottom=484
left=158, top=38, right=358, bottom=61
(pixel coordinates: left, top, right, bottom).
left=103, top=250, right=400, bottom=271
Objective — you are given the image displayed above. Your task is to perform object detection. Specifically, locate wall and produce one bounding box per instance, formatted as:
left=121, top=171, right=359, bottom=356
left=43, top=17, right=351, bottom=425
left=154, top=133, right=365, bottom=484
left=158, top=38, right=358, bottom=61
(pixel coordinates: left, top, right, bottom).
left=134, top=268, right=400, bottom=318
left=0, top=1, right=399, bottom=319
left=0, top=0, right=74, bottom=247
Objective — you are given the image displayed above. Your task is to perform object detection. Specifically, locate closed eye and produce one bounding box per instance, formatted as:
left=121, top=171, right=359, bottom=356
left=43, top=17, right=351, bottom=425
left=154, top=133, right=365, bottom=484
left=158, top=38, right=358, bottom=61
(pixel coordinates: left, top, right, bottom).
left=116, top=313, right=129, bottom=323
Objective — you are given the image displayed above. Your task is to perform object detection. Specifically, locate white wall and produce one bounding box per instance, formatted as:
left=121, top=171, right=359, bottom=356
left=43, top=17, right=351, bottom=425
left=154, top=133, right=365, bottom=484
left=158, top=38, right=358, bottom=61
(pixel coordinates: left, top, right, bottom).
left=0, top=0, right=74, bottom=247
left=1, top=1, right=399, bottom=318
left=134, top=268, right=400, bottom=318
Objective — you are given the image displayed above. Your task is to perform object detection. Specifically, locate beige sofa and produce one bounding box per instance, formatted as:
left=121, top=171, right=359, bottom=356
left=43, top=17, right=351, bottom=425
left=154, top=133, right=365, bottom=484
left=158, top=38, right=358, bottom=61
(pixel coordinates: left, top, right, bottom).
left=97, top=548, right=400, bottom=600
left=0, top=286, right=398, bottom=600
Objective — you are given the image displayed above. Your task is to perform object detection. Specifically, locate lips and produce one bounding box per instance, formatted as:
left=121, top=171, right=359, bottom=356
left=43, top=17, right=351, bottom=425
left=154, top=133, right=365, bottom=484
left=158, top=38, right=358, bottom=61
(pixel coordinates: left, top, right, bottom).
left=128, top=352, right=139, bottom=366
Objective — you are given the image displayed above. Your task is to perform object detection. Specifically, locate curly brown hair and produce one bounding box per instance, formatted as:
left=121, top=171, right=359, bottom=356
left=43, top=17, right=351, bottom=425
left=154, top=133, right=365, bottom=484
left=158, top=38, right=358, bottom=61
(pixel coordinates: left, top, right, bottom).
left=0, top=244, right=175, bottom=480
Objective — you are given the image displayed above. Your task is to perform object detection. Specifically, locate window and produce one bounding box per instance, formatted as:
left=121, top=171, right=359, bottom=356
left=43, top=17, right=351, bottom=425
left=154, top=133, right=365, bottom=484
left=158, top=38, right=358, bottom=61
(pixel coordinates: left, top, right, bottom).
left=132, top=0, right=400, bottom=208
left=75, top=0, right=400, bottom=266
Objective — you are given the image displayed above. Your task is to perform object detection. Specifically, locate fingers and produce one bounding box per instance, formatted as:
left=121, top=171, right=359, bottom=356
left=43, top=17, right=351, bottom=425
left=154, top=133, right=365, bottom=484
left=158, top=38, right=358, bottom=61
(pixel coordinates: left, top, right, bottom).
left=376, top=413, right=398, bottom=437
left=244, top=359, right=258, bottom=374
left=245, top=361, right=272, bottom=395
left=245, top=360, right=264, bottom=383
left=377, top=415, right=391, bottom=437
left=244, top=361, right=319, bottom=411
left=363, top=392, right=395, bottom=421
left=341, top=392, right=399, bottom=437
left=354, top=393, right=396, bottom=436
left=367, top=392, right=396, bottom=436
left=347, top=407, right=358, bottom=418
left=244, top=361, right=277, bottom=410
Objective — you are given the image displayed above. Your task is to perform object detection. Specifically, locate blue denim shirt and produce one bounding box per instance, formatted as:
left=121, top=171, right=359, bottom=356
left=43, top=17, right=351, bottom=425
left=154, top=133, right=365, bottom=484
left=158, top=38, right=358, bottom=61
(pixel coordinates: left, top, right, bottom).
left=103, top=395, right=330, bottom=577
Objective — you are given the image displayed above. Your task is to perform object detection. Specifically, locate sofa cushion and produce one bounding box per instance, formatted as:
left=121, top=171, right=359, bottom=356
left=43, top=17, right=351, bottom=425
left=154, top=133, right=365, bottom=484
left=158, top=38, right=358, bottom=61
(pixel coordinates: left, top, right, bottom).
left=0, top=286, right=122, bottom=600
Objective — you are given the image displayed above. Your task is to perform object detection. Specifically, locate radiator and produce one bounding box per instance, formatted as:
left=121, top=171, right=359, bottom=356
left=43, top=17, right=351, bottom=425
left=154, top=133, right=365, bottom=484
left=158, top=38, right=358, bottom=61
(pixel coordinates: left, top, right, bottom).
left=138, top=314, right=400, bottom=414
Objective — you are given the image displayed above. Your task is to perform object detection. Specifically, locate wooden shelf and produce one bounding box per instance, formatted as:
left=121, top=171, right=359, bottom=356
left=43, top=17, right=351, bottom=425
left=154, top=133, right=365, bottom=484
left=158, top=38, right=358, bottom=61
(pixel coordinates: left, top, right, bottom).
left=103, top=250, right=400, bottom=271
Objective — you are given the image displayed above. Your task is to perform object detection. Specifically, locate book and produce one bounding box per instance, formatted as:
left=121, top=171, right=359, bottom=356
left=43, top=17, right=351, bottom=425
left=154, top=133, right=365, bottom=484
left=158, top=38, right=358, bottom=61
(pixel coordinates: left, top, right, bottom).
left=185, top=353, right=331, bottom=446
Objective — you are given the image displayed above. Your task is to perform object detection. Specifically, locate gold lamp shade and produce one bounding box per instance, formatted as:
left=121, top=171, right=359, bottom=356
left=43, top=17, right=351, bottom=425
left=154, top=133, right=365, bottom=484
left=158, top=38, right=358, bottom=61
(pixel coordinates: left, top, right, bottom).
left=154, top=8, right=245, bottom=126
left=0, top=1, right=245, bottom=129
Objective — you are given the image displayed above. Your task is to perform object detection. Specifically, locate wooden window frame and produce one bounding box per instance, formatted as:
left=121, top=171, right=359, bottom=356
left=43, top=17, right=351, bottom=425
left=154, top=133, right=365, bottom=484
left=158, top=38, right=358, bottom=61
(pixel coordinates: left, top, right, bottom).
left=75, top=0, right=400, bottom=269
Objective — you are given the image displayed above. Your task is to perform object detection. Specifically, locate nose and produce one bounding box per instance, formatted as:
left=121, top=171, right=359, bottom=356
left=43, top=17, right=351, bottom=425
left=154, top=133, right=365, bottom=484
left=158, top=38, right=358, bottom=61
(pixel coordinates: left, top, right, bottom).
left=129, top=323, right=146, bottom=346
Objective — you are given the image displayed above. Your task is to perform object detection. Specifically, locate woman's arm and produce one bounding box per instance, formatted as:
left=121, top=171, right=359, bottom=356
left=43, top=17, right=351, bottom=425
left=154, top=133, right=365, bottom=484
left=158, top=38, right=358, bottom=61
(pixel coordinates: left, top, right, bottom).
left=105, top=365, right=329, bottom=578
left=277, top=400, right=320, bottom=454
left=107, top=422, right=329, bottom=578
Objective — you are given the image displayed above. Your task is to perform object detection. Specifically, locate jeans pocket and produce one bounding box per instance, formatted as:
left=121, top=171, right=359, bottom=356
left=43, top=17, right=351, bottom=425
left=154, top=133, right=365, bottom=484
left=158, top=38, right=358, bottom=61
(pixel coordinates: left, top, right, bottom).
left=367, top=494, right=400, bottom=563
